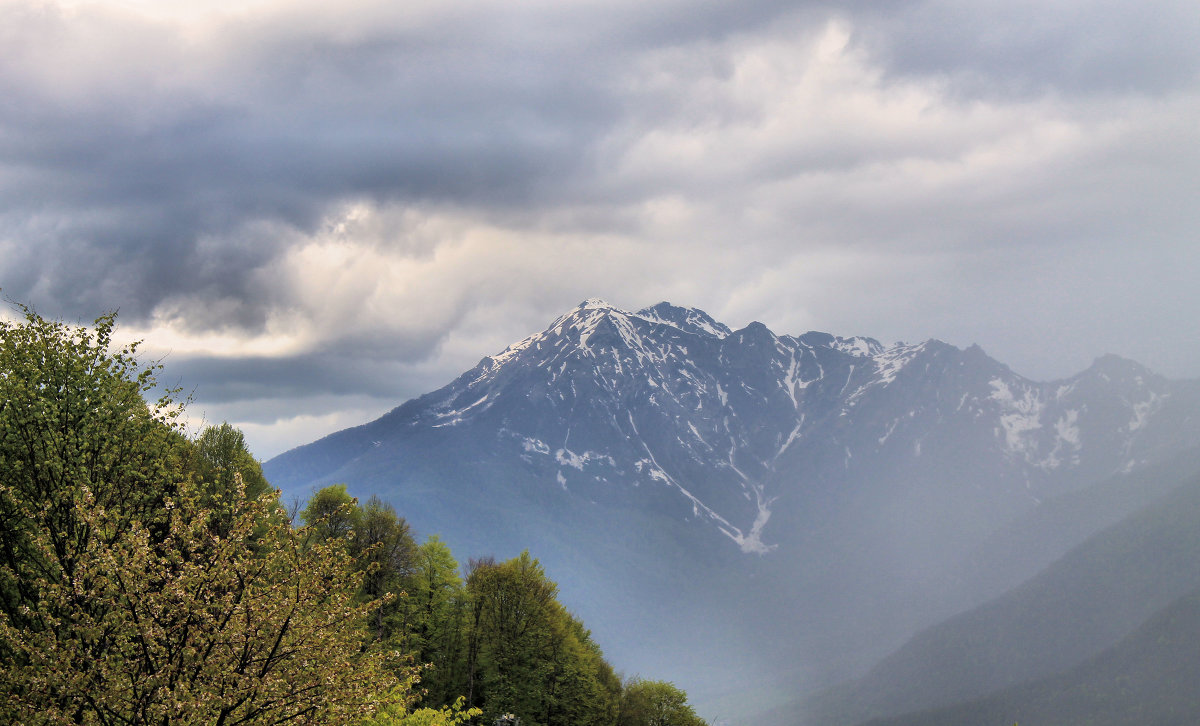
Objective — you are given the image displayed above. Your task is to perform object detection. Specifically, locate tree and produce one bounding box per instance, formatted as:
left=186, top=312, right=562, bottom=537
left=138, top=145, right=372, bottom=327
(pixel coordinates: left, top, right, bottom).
left=299, top=487, right=420, bottom=643
left=0, top=307, right=190, bottom=719
left=362, top=695, right=482, bottom=726
left=354, top=495, right=419, bottom=642
left=0, top=308, right=416, bottom=723
left=467, top=552, right=558, bottom=720
left=618, top=680, right=707, bottom=726
left=193, top=421, right=279, bottom=538
left=196, top=422, right=273, bottom=500
left=539, top=612, right=621, bottom=726
left=0, top=479, right=413, bottom=724
left=301, top=483, right=361, bottom=544
left=464, top=552, right=620, bottom=726
left=410, top=536, right=469, bottom=708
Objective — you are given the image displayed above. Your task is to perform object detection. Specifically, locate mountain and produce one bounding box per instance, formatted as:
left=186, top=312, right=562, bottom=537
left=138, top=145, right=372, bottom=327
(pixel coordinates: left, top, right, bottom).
left=263, top=299, right=1200, bottom=714
left=940, top=445, right=1200, bottom=611
left=860, top=585, right=1200, bottom=726
left=800, top=469, right=1200, bottom=726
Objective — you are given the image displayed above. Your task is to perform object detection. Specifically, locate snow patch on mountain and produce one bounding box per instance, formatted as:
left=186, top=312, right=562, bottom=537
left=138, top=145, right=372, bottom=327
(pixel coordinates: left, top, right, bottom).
left=873, top=342, right=925, bottom=386
left=556, top=448, right=616, bottom=470
left=989, top=378, right=1045, bottom=459
left=878, top=417, right=901, bottom=445
left=1042, top=410, right=1082, bottom=468
left=780, top=349, right=819, bottom=407
left=519, top=435, right=550, bottom=455
left=832, top=336, right=884, bottom=357
left=777, top=419, right=805, bottom=460
left=433, top=392, right=497, bottom=426
left=486, top=334, right=539, bottom=370
left=635, top=302, right=731, bottom=339
left=1129, top=391, right=1166, bottom=432
left=736, top=485, right=778, bottom=555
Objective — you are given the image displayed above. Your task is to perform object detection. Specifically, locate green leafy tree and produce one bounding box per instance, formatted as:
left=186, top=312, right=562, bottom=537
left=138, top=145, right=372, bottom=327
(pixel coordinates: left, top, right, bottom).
left=354, top=495, right=419, bottom=642
left=0, top=478, right=414, bottom=724
left=301, top=483, right=361, bottom=544
left=0, top=308, right=417, bottom=723
left=362, top=695, right=482, bottom=726
left=618, top=679, right=707, bottom=726
left=540, top=612, right=621, bottom=726
left=467, top=552, right=558, bottom=720
left=196, top=421, right=273, bottom=500
left=411, top=536, right=469, bottom=708
left=300, top=487, right=420, bottom=643
left=193, top=421, right=279, bottom=537
left=0, top=307, right=190, bottom=718
left=465, top=552, right=620, bottom=726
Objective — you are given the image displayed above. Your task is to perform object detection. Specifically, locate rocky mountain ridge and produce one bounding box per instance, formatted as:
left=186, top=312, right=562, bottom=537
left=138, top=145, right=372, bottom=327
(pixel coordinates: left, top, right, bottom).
left=263, top=299, right=1200, bottom=718
left=270, top=299, right=1196, bottom=555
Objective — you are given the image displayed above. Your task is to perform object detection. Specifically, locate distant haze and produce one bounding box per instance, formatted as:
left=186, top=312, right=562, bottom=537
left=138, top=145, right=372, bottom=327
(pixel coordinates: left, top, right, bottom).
left=2, top=0, right=1197, bottom=459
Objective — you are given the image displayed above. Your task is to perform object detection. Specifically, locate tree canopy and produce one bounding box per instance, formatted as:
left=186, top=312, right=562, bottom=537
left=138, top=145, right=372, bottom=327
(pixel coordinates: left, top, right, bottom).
left=0, top=308, right=413, bottom=724
left=0, top=306, right=707, bottom=726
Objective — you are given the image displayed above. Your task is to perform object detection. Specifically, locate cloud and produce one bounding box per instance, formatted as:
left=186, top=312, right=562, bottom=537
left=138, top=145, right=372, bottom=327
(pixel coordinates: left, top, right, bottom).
left=2, top=0, right=1198, bottom=457
left=856, top=0, right=1200, bottom=98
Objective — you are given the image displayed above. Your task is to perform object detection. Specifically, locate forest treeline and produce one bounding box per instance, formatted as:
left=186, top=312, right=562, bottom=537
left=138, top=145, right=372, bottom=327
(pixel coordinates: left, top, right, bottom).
left=0, top=307, right=707, bottom=726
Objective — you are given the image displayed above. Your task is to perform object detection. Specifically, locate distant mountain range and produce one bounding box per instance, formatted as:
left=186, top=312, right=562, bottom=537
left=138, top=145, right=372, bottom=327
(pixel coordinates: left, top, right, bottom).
left=264, top=300, right=1200, bottom=723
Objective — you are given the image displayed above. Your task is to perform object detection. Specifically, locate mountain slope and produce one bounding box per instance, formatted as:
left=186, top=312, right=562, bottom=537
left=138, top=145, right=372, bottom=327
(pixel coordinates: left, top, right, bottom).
left=263, top=299, right=1200, bottom=710
left=861, top=586, right=1200, bottom=726
left=269, top=299, right=1197, bottom=553
left=800, top=471, right=1200, bottom=726
left=941, top=444, right=1200, bottom=610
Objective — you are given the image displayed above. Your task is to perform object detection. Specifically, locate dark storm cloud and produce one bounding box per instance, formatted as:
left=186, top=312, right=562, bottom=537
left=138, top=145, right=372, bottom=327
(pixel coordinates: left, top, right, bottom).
left=6, top=0, right=1190, bottom=326
left=3, top=0, right=1199, bottom=458
left=1, top=0, right=626, bottom=324
left=0, top=0, right=762, bottom=324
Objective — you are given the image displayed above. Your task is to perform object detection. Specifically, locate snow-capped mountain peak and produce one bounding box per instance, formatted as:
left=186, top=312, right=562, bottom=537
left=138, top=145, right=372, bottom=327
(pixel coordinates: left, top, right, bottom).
left=635, top=302, right=732, bottom=339
left=267, top=301, right=1200, bottom=558
left=261, top=301, right=1200, bottom=714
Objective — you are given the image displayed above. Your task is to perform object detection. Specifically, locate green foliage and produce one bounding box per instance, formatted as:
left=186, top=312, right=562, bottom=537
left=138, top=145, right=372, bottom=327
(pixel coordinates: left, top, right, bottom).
left=196, top=421, right=273, bottom=501
left=355, top=495, right=420, bottom=641
left=302, top=483, right=362, bottom=544
left=301, top=486, right=421, bottom=645
left=0, top=308, right=189, bottom=634
left=0, top=479, right=412, bottom=724
left=465, top=552, right=622, bottom=726
left=410, top=536, right=470, bottom=707
left=363, top=695, right=482, bottom=726
left=0, top=306, right=706, bottom=726
left=0, top=308, right=416, bottom=724
left=193, top=421, right=282, bottom=539
left=617, top=679, right=707, bottom=726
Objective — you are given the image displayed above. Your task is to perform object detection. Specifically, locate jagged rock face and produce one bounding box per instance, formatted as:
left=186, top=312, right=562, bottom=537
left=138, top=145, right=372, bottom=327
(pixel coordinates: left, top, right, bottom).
left=269, top=299, right=1200, bottom=556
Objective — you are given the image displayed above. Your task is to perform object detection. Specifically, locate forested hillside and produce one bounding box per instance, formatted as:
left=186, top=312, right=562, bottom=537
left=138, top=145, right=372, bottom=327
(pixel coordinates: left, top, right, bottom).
left=0, top=307, right=705, bottom=726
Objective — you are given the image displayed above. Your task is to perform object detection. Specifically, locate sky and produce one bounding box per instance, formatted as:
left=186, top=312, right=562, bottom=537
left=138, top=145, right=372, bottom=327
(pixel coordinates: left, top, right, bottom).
left=2, top=0, right=1198, bottom=460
